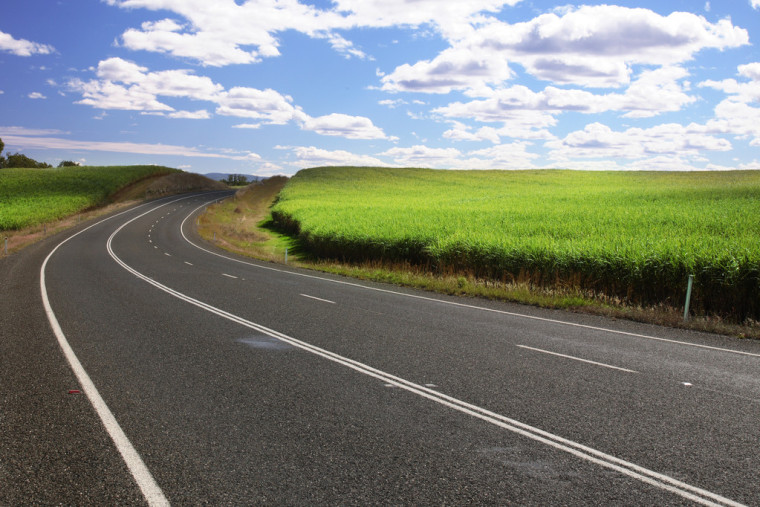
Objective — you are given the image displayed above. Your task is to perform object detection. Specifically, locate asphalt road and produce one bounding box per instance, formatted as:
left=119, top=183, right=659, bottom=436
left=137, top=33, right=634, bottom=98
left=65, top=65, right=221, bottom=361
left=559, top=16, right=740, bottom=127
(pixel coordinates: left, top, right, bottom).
left=2, top=192, right=759, bottom=505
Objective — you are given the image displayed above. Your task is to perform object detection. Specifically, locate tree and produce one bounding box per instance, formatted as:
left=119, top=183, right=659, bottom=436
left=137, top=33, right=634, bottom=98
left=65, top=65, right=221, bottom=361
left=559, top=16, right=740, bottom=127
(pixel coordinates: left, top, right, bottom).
left=0, top=137, right=4, bottom=157
left=222, top=174, right=249, bottom=186
left=0, top=137, right=5, bottom=168
left=58, top=160, right=79, bottom=167
left=5, top=153, right=52, bottom=168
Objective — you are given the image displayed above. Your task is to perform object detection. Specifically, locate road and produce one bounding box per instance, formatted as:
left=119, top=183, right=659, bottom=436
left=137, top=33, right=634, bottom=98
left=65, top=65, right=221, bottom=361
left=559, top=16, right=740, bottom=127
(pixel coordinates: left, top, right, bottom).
left=2, top=192, right=759, bottom=505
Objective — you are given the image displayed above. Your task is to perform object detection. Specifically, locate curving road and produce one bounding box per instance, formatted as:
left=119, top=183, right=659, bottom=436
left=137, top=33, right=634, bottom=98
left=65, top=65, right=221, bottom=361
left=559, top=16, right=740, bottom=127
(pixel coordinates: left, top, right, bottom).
left=2, top=192, right=760, bottom=505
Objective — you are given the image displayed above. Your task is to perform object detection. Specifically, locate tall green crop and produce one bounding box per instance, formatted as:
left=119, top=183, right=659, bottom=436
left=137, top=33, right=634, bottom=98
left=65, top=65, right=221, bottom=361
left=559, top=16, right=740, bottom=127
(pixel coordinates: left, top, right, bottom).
left=0, top=165, right=176, bottom=230
left=272, top=167, right=760, bottom=321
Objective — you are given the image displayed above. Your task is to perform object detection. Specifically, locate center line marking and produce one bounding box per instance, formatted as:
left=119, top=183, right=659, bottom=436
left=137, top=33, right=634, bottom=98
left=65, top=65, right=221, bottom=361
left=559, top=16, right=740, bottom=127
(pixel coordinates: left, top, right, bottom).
left=516, top=345, right=638, bottom=374
left=222, top=273, right=238, bottom=279
left=300, top=294, right=336, bottom=304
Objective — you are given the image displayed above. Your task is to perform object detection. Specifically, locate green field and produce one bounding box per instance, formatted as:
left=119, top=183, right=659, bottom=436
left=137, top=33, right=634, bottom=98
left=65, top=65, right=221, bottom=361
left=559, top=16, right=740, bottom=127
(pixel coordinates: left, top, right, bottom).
left=271, top=167, right=760, bottom=321
left=0, top=165, right=177, bottom=230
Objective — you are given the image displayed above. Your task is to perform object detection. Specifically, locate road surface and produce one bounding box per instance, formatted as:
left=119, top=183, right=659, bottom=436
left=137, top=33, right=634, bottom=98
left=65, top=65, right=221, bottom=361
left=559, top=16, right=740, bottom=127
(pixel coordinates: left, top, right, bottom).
left=2, top=192, right=759, bottom=505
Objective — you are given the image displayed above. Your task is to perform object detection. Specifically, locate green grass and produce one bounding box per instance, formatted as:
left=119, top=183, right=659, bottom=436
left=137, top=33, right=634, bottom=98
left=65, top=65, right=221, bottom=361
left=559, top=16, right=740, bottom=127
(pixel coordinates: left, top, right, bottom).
left=271, top=167, right=760, bottom=321
left=0, top=165, right=177, bottom=230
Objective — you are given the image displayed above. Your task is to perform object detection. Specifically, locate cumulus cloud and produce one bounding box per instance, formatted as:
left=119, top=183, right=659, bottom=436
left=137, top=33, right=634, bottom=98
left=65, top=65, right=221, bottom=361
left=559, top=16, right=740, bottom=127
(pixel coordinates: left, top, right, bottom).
left=380, top=145, right=464, bottom=167
left=289, top=146, right=389, bottom=168
left=383, top=5, right=748, bottom=92
left=301, top=113, right=391, bottom=140
left=215, top=87, right=305, bottom=124
left=68, top=57, right=223, bottom=111
left=699, top=63, right=760, bottom=145
left=68, top=58, right=390, bottom=140
left=380, top=46, right=512, bottom=94
left=167, top=109, right=211, bottom=119
left=28, top=92, right=47, bottom=100
left=546, top=122, right=731, bottom=163
left=106, top=0, right=523, bottom=66
left=700, top=62, right=760, bottom=104
left=0, top=30, right=55, bottom=56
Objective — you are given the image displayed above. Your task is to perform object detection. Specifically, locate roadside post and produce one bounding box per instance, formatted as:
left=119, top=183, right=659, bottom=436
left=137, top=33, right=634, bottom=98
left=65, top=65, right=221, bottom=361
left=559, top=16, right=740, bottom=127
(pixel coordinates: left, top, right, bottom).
left=285, top=247, right=288, bottom=264
left=683, top=274, right=694, bottom=322
left=4, top=237, right=7, bottom=256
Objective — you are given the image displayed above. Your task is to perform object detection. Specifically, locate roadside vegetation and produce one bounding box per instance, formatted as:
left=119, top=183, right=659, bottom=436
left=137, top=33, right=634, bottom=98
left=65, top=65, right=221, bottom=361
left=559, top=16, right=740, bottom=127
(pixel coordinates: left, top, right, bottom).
left=198, top=176, right=292, bottom=261
left=269, top=167, right=760, bottom=326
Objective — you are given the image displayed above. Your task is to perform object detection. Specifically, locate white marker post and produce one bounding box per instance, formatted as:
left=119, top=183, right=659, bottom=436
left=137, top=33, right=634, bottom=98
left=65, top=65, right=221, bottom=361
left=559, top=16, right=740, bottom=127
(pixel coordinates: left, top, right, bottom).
left=683, top=274, right=694, bottom=322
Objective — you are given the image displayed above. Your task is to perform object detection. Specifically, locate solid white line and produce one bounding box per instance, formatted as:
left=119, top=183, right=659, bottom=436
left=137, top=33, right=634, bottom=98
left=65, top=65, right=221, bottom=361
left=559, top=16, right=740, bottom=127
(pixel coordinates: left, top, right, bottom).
left=110, top=199, right=743, bottom=506
left=179, top=204, right=760, bottom=360
left=40, top=198, right=194, bottom=507
left=300, top=294, right=336, bottom=304
left=516, top=345, right=638, bottom=374
left=222, top=273, right=238, bottom=279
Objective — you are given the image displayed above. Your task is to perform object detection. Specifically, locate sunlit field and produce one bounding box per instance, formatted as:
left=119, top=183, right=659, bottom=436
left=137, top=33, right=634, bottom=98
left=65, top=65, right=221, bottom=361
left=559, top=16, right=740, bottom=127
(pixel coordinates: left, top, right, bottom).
left=0, top=165, right=176, bottom=230
left=271, top=167, right=760, bottom=321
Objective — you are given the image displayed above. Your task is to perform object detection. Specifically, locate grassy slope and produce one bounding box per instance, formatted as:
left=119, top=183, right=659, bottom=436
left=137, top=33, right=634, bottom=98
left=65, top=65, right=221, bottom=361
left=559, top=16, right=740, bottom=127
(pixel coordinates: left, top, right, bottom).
left=271, top=167, right=760, bottom=322
left=0, top=165, right=178, bottom=230
left=198, top=176, right=293, bottom=261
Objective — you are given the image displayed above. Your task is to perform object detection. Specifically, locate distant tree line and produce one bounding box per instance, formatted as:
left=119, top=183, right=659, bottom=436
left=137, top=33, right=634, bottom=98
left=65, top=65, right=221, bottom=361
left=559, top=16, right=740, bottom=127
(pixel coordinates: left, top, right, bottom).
left=0, top=137, right=79, bottom=169
left=221, top=174, right=251, bottom=186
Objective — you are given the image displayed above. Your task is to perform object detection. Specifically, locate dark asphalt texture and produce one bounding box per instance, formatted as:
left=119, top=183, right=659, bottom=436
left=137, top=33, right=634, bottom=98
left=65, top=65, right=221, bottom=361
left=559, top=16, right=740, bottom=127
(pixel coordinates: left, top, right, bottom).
left=2, top=192, right=759, bottom=505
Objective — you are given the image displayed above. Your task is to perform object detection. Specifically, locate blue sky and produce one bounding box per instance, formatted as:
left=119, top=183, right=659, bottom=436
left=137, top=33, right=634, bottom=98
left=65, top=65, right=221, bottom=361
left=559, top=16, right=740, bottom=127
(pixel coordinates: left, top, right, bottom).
left=1, top=0, right=759, bottom=176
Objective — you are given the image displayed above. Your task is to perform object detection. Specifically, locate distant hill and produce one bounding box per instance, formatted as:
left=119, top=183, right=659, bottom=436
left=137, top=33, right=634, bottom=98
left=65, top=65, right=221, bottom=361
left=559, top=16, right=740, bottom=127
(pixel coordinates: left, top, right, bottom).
left=203, top=172, right=262, bottom=182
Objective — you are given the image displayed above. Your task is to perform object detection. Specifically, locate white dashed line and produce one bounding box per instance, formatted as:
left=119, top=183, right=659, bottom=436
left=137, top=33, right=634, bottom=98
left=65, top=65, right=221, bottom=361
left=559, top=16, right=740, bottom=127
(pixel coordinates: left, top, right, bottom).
left=222, top=273, right=238, bottom=279
left=516, top=345, right=638, bottom=374
left=300, top=294, right=336, bottom=304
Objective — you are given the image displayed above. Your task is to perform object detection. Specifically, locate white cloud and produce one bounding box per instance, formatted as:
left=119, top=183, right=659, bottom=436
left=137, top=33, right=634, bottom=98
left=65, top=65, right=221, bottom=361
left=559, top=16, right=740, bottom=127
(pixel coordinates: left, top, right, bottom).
left=380, top=46, right=512, bottom=94
left=468, top=142, right=539, bottom=168
left=0, top=132, right=259, bottom=160
left=106, top=0, right=523, bottom=66
left=752, top=0, right=760, bottom=10
left=318, top=32, right=370, bottom=60
left=69, top=57, right=224, bottom=112
left=546, top=122, right=731, bottom=162
left=290, top=146, right=389, bottom=168
left=301, top=113, right=390, bottom=140
left=383, top=6, right=748, bottom=92
left=69, top=78, right=175, bottom=111
left=167, top=109, right=211, bottom=119
left=698, top=63, right=760, bottom=145
left=69, top=58, right=394, bottom=141
left=215, top=87, right=305, bottom=125
left=434, top=66, right=695, bottom=142
left=28, top=92, right=47, bottom=100
left=380, top=145, right=464, bottom=167
left=702, top=99, right=760, bottom=146
left=0, top=30, right=55, bottom=56
left=232, top=123, right=261, bottom=129
left=700, top=62, right=760, bottom=104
